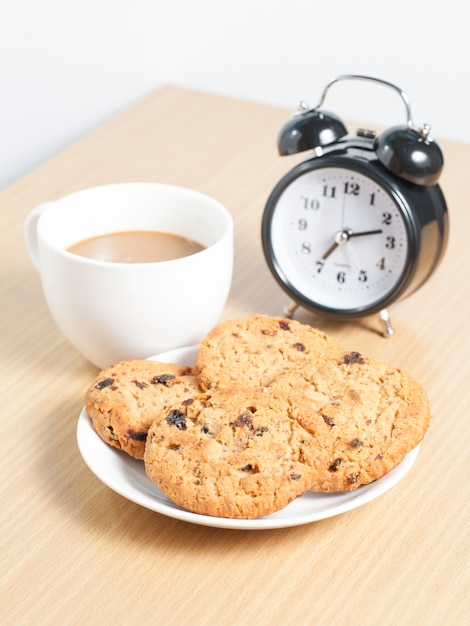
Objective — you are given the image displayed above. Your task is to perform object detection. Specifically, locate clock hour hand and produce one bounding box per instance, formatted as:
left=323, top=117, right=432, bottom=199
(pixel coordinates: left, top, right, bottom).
left=348, top=229, right=383, bottom=238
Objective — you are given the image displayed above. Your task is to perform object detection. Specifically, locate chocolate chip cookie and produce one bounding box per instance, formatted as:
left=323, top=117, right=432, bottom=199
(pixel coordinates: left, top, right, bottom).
left=269, top=351, right=432, bottom=491
left=144, top=387, right=334, bottom=518
left=194, top=314, right=343, bottom=390
left=85, top=359, right=201, bottom=459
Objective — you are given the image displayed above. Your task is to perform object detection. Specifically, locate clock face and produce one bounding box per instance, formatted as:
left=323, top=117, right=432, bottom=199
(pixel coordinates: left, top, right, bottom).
left=265, top=164, right=413, bottom=314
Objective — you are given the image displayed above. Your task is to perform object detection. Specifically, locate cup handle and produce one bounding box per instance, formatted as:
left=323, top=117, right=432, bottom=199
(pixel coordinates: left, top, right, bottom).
left=24, top=202, right=53, bottom=271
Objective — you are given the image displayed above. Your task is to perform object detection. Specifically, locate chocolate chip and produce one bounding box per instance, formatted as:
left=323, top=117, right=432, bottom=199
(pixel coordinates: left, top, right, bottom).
left=293, top=342, right=305, bottom=351
left=342, top=351, right=365, bottom=365
left=254, top=426, right=268, bottom=437
left=182, top=398, right=194, bottom=406
left=261, top=329, right=277, bottom=336
left=232, top=411, right=253, bottom=429
left=166, top=410, right=187, bottom=430
left=151, top=374, right=176, bottom=386
left=322, top=415, right=335, bottom=426
left=201, top=424, right=211, bottom=434
left=349, top=439, right=363, bottom=448
left=328, top=458, right=342, bottom=472
left=348, top=473, right=360, bottom=484
left=279, top=320, right=290, bottom=331
left=290, top=473, right=301, bottom=481
left=95, top=378, right=114, bottom=390
left=132, top=379, right=148, bottom=390
left=240, top=464, right=253, bottom=472
left=127, top=430, right=147, bottom=441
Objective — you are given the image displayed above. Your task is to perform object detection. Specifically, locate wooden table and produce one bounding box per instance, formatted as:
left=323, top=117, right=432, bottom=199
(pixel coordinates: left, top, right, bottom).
left=1, top=86, right=468, bottom=625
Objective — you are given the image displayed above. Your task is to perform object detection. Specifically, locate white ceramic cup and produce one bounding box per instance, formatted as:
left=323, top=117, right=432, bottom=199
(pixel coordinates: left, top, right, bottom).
left=25, top=182, right=233, bottom=369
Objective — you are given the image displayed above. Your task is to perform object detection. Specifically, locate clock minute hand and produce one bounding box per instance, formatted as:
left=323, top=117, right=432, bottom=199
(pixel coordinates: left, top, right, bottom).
left=321, top=241, right=339, bottom=260
left=321, top=230, right=350, bottom=260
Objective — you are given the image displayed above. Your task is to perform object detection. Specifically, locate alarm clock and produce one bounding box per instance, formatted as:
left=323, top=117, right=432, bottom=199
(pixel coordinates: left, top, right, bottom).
left=261, top=75, right=449, bottom=336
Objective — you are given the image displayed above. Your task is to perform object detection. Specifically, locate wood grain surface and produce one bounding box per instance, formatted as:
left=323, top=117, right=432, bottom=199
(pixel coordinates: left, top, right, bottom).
left=1, top=86, right=468, bottom=625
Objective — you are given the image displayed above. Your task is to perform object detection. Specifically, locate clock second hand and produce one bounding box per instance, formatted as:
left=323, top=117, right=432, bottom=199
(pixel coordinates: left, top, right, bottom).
left=321, top=229, right=383, bottom=260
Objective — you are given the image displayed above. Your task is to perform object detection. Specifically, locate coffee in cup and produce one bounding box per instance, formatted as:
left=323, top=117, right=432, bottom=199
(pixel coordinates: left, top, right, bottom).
left=24, top=183, right=233, bottom=368
left=67, top=230, right=205, bottom=263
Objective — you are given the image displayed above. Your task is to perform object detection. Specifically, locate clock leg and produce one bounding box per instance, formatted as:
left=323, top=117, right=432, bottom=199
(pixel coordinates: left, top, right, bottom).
left=283, top=300, right=299, bottom=319
left=379, top=309, right=395, bottom=337
left=283, top=302, right=395, bottom=337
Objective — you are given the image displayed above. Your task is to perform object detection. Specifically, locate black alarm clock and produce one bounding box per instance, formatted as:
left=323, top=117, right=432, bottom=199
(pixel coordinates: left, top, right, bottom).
left=261, top=75, right=449, bottom=336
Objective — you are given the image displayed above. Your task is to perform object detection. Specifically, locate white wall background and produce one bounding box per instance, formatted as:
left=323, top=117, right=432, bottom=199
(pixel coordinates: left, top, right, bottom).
left=1, top=0, right=468, bottom=189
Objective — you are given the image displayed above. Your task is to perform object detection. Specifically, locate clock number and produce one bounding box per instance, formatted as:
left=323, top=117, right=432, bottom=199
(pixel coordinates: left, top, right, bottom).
left=316, top=260, right=324, bottom=273
left=377, top=257, right=386, bottom=270
left=382, top=212, right=392, bottom=225
left=302, top=196, right=320, bottom=211
left=343, top=182, right=360, bottom=196
left=322, top=185, right=336, bottom=198
left=358, top=270, right=367, bottom=282
left=369, top=193, right=376, bottom=206
left=385, top=236, right=396, bottom=249
left=301, top=242, right=312, bottom=254
left=337, top=271, right=346, bottom=284
left=298, top=218, right=307, bottom=231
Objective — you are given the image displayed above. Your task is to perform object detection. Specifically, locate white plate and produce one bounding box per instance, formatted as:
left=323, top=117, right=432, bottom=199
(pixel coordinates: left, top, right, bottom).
left=77, top=345, right=420, bottom=530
